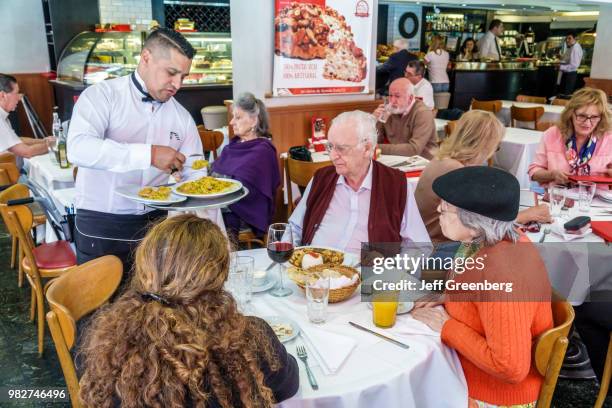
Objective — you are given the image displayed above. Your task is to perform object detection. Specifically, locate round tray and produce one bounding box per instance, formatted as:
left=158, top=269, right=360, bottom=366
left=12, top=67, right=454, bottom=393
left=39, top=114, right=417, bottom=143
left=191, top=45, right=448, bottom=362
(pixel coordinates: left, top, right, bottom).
left=145, top=187, right=249, bottom=211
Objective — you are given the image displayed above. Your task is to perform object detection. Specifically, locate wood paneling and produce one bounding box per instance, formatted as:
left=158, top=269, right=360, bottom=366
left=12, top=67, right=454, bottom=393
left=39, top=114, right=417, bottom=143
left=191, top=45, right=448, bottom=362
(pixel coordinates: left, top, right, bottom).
left=584, top=77, right=612, bottom=98
left=11, top=73, right=55, bottom=138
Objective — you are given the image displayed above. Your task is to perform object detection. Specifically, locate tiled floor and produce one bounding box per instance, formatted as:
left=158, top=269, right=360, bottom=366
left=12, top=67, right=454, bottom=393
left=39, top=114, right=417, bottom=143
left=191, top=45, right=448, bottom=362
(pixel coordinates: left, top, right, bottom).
left=0, top=226, right=609, bottom=408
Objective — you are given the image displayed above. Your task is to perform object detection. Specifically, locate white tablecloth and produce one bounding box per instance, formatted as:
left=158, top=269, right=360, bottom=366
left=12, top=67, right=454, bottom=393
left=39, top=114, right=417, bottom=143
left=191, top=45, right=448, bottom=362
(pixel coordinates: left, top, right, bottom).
left=498, top=101, right=564, bottom=128
left=241, top=248, right=468, bottom=408
left=493, top=127, right=542, bottom=189
left=26, top=154, right=75, bottom=191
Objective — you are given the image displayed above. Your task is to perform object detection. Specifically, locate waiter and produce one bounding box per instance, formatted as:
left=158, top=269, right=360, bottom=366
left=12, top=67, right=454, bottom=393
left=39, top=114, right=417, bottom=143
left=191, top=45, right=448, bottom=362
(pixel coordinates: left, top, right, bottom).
left=67, top=27, right=202, bottom=269
left=558, top=32, right=584, bottom=96
left=478, top=19, right=504, bottom=61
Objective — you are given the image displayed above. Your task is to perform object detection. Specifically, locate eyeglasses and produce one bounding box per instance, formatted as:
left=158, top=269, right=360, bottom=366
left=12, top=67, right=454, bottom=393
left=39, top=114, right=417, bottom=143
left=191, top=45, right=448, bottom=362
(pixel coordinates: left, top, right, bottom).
left=324, top=142, right=362, bottom=155
left=574, top=113, right=601, bottom=125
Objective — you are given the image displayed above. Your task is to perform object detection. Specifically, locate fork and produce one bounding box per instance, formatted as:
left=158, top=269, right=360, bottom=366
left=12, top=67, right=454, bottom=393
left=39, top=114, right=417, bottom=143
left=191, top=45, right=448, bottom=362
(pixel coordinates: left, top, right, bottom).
left=539, top=225, right=551, bottom=243
left=296, top=345, right=319, bottom=390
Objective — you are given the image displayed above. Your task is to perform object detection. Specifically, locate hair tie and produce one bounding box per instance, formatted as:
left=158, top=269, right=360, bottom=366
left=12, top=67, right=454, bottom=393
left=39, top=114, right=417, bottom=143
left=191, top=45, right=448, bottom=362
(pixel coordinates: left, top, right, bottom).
left=140, top=292, right=173, bottom=307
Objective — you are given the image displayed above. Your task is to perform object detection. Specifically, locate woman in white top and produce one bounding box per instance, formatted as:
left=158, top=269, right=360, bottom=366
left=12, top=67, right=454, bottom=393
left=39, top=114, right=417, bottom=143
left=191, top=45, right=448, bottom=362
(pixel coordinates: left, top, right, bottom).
left=425, top=35, right=450, bottom=93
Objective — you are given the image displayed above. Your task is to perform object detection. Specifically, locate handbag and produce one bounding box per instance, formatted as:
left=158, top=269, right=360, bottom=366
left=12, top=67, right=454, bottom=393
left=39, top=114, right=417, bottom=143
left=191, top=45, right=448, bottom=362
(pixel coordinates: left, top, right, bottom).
left=289, top=146, right=312, bottom=162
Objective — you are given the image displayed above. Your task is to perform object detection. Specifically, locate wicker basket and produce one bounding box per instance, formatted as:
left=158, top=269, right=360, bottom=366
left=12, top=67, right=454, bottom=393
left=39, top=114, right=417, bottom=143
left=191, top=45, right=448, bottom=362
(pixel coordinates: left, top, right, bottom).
left=291, top=263, right=360, bottom=303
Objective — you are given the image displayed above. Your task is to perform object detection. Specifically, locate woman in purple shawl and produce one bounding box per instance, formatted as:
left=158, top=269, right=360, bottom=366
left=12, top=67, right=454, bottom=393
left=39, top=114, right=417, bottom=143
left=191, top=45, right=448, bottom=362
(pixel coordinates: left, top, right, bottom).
left=211, top=92, right=280, bottom=240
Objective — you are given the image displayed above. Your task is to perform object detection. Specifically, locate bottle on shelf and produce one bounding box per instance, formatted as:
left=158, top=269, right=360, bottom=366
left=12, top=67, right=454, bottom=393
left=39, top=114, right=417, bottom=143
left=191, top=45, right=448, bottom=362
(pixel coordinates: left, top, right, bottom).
left=57, top=126, right=69, bottom=169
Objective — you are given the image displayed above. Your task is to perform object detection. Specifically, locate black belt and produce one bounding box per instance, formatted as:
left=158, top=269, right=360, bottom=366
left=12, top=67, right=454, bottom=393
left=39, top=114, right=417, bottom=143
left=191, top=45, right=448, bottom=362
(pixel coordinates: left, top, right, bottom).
left=75, top=209, right=167, bottom=242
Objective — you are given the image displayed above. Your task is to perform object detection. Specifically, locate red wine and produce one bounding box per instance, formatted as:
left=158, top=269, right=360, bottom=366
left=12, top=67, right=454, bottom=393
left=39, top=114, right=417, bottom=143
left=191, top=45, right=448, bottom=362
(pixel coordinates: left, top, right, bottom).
left=267, top=242, right=294, bottom=263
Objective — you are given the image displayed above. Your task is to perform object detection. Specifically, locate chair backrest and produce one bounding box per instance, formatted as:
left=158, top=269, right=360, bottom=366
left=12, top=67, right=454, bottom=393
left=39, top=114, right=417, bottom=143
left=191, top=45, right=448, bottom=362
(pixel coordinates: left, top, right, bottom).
left=536, top=121, right=556, bottom=132
left=0, top=152, right=16, bottom=165
left=517, top=94, right=547, bottom=104
left=7, top=207, right=40, bottom=289
left=0, top=162, right=20, bottom=184
left=285, top=157, right=332, bottom=217
left=46, top=255, right=123, bottom=408
left=551, top=98, right=569, bottom=107
left=444, top=120, right=457, bottom=138
left=0, top=184, right=33, bottom=237
left=197, top=125, right=224, bottom=160
left=471, top=99, right=502, bottom=113
left=534, top=300, right=575, bottom=408
left=511, top=105, right=545, bottom=129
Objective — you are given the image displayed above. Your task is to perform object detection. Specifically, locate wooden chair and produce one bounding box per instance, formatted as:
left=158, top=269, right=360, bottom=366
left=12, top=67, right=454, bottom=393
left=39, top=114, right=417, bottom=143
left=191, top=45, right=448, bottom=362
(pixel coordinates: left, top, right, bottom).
left=285, top=156, right=332, bottom=218
left=551, top=98, right=569, bottom=107
left=197, top=125, right=224, bottom=160
left=238, top=229, right=266, bottom=250
left=470, top=99, right=502, bottom=114
left=595, top=332, right=612, bottom=408
left=7, top=206, right=76, bottom=355
left=0, top=184, right=47, bottom=282
left=533, top=299, right=575, bottom=408
left=444, top=120, right=457, bottom=138
left=511, top=105, right=545, bottom=129
left=516, top=94, right=547, bottom=104
left=0, top=161, right=20, bottom=184
left=0, top=151, right=17, bottom=164
left=536, top=122, right=556, bottom=132
left=46, top=255, right=123, bottom=408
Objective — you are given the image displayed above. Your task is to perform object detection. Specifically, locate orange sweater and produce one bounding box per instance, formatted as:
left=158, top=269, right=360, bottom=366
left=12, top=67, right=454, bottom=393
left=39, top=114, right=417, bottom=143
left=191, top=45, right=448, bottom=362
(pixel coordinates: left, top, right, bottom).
left=441, top=241, right=553, bottom=406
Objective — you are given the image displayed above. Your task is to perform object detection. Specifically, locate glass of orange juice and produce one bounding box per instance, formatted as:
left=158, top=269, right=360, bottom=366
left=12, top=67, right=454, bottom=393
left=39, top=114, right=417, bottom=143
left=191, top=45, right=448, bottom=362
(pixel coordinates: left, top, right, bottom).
left=372, top=290, right=399, bottom=328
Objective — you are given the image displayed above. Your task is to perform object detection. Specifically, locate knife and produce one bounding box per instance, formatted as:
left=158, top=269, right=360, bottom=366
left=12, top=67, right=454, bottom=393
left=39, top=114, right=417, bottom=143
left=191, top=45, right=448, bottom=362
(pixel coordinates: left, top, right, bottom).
left=265, top=262, right=277, bottom=271
left=349, top=321, right=410, bottom=349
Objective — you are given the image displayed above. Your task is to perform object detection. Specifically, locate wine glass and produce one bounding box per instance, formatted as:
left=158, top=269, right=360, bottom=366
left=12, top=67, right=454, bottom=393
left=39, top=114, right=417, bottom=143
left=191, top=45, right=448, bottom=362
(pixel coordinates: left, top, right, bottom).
left=267, top=223, right=294, bottom=297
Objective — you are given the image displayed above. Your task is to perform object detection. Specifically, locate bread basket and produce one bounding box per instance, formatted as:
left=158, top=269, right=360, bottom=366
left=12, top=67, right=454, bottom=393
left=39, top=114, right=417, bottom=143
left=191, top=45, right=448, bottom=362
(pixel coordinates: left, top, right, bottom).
left=289, top=263, right=360, bottom=303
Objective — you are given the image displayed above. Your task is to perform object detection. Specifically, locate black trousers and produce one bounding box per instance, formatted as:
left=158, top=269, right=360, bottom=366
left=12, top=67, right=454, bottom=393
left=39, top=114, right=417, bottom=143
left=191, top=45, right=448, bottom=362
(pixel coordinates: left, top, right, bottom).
left=559, top=71, right=578, bottom=96
left=74, top=209, right=167, bottom=278
left=574, top=300, right=612, bottom=392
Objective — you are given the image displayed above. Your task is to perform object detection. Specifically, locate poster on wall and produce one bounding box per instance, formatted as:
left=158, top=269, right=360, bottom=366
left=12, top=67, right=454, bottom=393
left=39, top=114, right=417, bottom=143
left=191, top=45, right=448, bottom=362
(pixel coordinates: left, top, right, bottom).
left=273, top=0, right=373, bottom=96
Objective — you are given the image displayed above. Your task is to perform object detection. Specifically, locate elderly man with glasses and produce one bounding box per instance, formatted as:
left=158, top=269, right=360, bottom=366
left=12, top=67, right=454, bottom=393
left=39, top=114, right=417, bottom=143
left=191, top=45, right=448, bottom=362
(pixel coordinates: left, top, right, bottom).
left=288, top=110, right=430, bottom=255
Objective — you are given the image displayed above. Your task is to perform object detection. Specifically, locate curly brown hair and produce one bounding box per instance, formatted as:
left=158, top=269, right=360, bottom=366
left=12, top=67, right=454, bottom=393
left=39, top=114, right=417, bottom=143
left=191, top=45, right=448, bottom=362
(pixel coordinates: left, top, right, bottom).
left=78, top=215, right=280, bottom=408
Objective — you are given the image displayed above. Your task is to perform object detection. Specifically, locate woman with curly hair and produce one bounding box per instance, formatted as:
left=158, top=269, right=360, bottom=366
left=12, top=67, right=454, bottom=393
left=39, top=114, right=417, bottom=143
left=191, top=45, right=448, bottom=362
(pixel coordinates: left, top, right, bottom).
left=78, top=214, right=299, bottom=407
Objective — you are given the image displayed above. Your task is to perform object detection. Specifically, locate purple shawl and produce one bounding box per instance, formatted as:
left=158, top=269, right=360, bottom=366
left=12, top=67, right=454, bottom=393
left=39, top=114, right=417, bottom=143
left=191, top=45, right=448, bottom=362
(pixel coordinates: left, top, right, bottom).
left=211, top=137, right=280, bottom=233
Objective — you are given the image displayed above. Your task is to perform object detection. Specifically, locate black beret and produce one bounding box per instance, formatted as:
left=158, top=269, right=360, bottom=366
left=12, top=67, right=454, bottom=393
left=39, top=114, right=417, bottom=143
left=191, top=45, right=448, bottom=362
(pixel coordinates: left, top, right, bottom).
left=432, top=166, right=519, bottom=221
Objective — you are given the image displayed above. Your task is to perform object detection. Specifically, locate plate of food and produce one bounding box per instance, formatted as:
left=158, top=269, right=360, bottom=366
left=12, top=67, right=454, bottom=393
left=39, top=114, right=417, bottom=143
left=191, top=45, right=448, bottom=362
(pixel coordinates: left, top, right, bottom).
left=172, top=176, right=243, bottom=198
left=289, top=246, right=345, bottom=268
left=264, top=316, right=300, bottom=343
left=115, top=185, right=187, bottom=205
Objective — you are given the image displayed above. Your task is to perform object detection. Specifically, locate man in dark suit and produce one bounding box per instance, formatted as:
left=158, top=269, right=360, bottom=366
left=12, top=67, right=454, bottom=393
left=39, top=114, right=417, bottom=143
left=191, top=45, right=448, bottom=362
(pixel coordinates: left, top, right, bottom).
left=376, top=39, right=418, bottom=95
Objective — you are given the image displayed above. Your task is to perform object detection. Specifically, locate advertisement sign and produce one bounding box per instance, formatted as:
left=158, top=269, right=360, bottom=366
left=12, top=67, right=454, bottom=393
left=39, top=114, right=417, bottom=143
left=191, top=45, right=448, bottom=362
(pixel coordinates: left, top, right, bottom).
left=273, top=0, right=373, bottom=96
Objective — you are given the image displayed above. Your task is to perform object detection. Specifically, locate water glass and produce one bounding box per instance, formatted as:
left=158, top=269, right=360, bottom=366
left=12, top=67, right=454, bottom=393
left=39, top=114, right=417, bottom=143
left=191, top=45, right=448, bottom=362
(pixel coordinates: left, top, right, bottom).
left=228, top=255, right=254, bottom=306
left=549, top=185, right=567, bottom=218
left=378, top=96, right=392, bottom=123
left=578, top=181, right=597, bottom=212
left=306, top=277, right=330, bottom=324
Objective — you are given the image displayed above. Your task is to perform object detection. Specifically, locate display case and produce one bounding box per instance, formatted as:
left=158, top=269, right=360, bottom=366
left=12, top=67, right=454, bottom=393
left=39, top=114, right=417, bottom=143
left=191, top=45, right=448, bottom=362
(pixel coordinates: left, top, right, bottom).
left=56, top=31, right=233, bottom=86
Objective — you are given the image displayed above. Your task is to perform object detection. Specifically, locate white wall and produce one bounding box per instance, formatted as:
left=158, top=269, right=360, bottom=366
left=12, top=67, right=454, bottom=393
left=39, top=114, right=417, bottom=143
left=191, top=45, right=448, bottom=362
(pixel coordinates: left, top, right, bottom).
left=230, top=0, right=378, bottom=107
left=591, top=4, right=612, bottom=79
left=99, top=0, right=152, bottom=31
left=0, top=0, right=50, bottom=73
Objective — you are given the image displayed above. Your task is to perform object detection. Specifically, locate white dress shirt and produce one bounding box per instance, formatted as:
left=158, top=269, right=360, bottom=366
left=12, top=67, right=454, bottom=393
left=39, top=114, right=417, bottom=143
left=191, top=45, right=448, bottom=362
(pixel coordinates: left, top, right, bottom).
left=477, top=31, right=501, bottom=61
left=560, top=42, right=583, bottom=73
left=67, top=72, right=202, bottom=215
left=0, top=107, right=22, bottom=152
left=289, top=162, right=431, bottom=255
left=413, top=78, right=435, bottom=110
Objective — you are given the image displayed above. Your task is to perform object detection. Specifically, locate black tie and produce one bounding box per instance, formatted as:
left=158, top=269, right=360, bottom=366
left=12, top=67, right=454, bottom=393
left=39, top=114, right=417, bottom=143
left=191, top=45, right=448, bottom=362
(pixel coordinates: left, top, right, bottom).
left=131, top=73, right=157, bottom=103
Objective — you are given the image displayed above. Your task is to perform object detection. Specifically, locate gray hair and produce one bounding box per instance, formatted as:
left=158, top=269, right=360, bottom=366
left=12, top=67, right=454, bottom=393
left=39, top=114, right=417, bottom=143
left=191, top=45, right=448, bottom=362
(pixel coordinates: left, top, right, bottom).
left=0, top=74, right=17, bottom=93
left=331, top=111, right=378, bottom=157
left=456, top=207, right=519, bottom=246
left=235, top=92, right=271, bottom=138
left=393, top=38, right=409, bottom=50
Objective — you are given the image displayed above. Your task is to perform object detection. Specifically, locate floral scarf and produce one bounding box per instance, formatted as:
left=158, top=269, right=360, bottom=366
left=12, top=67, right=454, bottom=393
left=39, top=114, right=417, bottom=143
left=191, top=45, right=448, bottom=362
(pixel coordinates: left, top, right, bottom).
left=565, top=134, right=597, bottom=175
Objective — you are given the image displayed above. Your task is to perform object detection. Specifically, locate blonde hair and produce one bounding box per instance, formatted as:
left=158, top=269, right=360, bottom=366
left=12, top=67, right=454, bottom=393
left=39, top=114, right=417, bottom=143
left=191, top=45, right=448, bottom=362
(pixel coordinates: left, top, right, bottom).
left=79, top=215, right=280, bottom=408
left=558, top=87, right=611, bottom=141
left=437, top=110, right=505, bottom=164
left=428, top=35, right=445, bottom=53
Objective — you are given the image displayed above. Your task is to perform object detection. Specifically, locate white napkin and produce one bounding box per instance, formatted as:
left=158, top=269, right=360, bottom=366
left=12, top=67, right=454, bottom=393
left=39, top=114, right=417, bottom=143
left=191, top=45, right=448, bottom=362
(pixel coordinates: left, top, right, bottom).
left=312, top=274, right=358, bottom=289
left=300, top=323, right=356, bottom=375
left=350, top=311, right=440, bottom=343
left=550, top=220, right=592, bottom=241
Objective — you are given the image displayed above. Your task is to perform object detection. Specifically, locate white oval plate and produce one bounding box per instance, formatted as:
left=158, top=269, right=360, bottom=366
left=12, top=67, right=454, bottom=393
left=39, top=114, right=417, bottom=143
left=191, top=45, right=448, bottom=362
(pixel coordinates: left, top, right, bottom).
left=172, top=177, right=243, bottom=199
left=367, top=301, right=415, bottom=315
left=252, top=277, right=276, bottom=293
left=115, top=185, right=187, bottom=205
left=263, top=316, right=300, bottom=343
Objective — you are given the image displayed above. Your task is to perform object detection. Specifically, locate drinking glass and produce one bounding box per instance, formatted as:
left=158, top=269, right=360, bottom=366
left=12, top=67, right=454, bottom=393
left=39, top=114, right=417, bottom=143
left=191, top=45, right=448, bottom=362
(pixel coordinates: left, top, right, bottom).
left=378, top=96, right=392, bottom=123
left=306, top=277, right=330, bottom=324
left=549, top=185, right=567, bottom=218
left=578, top=181, right=597, bottom=212
left=372, top=290, right=399, bottom=328
left=267, top=223, right=294, bottom=297
left=233, top=256, right=254, bottom=303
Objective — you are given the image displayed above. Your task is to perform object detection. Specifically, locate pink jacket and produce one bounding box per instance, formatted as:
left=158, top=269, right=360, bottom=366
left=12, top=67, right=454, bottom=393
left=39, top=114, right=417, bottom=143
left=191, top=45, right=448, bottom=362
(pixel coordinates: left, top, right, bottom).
left=528, top=126, right=612, bottom=186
